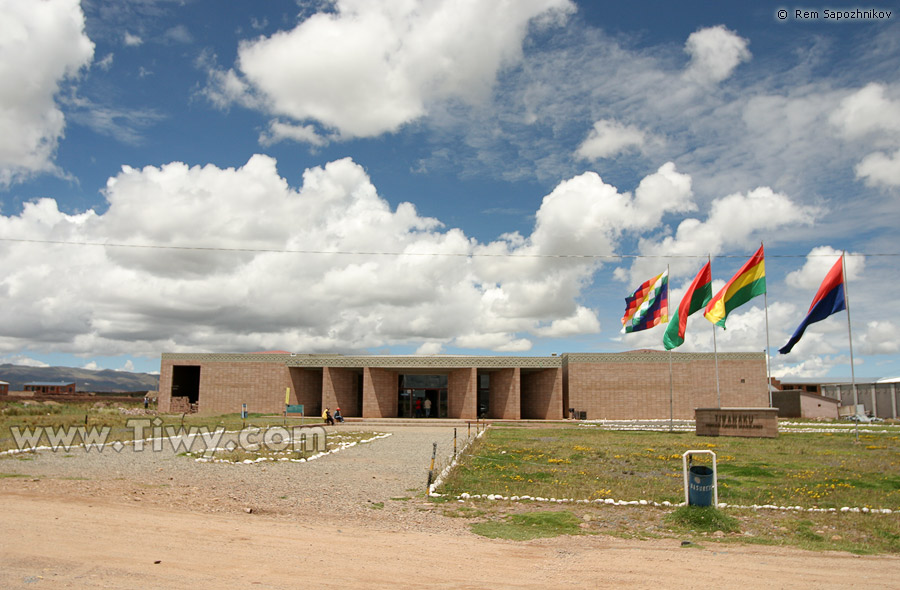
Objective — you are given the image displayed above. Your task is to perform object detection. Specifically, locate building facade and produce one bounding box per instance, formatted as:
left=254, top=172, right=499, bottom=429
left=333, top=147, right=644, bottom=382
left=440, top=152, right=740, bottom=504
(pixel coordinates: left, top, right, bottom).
left=158, top=350, right=767, bottom=420
left=23, top=381, right=76, bottom=395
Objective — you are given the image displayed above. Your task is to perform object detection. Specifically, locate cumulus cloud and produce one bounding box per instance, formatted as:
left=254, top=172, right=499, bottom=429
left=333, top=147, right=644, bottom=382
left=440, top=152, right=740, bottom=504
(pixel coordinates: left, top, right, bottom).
left=0, top=155, right=709, bottom=357
left=775, top=355, right=846, bottom=379
left=0, top=156, right=733, bottom=358
left=620, top=187, right=816, bottom=285
left=575, top=119, right=648, bottom=160
left=859, top=321, right=900, bottom=355
left=206, top=0, right=575, bottom=139
left=683, top=25, right=751, bottom=85
left=830, top=83, right=900, bottom=140
left=0, top=0, right=94, bottom=185
left=830, top=83, right=900, bottom=188
left=786, top=246, right=864, bottom=290
left=856, top=149, right=900, bottom=187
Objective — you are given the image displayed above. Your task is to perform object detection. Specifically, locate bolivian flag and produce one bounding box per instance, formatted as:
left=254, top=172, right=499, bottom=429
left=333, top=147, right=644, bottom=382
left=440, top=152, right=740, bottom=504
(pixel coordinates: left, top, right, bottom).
left=704, top=245, right=766, bottom=328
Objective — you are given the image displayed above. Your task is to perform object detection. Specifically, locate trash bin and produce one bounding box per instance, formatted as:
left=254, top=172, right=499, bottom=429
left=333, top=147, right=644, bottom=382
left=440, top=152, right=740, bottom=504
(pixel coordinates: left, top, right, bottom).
left=578, top=411, right=587, bottom=420
left=687, top=465, right=714, bottom=506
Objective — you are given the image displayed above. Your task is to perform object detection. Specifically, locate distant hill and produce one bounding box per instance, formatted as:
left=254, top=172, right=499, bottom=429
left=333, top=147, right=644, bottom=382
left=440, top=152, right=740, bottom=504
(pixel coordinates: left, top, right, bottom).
left=0, top=364, right=159, bottom=393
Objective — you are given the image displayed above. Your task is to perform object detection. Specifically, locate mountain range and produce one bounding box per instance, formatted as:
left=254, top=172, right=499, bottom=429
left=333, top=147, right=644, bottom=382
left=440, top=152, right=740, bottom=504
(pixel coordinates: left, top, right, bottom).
left=0, top=364, right=159, bottom=393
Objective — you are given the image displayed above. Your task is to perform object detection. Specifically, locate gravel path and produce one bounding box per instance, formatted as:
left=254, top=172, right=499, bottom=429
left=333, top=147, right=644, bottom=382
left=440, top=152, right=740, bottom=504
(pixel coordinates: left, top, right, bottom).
left=0, top=423, right=476, bottom=533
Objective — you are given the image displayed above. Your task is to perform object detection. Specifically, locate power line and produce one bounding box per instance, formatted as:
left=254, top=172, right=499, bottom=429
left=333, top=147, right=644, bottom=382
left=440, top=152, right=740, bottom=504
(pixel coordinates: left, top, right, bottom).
left=0, top=237, right=892, bottom=259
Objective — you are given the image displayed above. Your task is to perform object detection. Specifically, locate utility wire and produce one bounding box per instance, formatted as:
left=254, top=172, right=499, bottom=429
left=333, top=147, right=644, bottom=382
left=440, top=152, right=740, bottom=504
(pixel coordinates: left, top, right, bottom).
left=0, top=237, right=891, bottom=259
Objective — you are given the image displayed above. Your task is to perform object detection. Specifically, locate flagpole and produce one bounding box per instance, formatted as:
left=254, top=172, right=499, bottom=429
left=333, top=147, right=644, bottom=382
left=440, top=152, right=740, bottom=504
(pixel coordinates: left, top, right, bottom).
left=842, top=252, right=859, bottom=441
left=710, top=254, right=721, bottom=408
left=762, top=242, right=773, bottom=408
left=667, top=265, right=674, bottom=432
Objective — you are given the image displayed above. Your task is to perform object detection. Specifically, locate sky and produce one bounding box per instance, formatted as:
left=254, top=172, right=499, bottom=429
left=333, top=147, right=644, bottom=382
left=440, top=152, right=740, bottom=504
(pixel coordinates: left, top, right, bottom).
left=0, top=0, right=898, bottom=378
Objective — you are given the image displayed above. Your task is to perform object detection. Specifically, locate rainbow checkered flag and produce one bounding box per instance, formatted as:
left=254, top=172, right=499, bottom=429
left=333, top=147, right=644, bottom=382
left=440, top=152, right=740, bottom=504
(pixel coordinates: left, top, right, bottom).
left=621, top=270, right=669, bottom=333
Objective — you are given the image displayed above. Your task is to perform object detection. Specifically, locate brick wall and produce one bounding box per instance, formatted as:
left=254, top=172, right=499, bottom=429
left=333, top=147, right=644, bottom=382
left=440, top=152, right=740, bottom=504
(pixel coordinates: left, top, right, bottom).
left=489, top=368, right=520, bottom=419
left=323, top=367, right=360, bottom=417
left=567, top=353, right=767, bottom=420
left=521, top=368, right=563, bottom=419
left=289, top=368, right=323, bottom=417
left=448, top=368, right=477, bottom=419
left=157, top=360, right=294, bottom=415
left=363, top=367, right=398, bottom=418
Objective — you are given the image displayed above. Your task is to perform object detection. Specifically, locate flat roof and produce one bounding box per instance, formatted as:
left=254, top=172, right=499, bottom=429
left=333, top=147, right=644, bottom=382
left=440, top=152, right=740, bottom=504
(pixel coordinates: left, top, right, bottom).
left=161, top=350, right=765, bottom=370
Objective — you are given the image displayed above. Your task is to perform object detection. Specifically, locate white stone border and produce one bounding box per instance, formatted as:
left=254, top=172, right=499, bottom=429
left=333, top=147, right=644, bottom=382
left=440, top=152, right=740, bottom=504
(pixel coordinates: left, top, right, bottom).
left=191, top=432, right=392, bottom=464
left=428, top=427, right=487, bottom=496
left=443, top=492, right=895, bottom=514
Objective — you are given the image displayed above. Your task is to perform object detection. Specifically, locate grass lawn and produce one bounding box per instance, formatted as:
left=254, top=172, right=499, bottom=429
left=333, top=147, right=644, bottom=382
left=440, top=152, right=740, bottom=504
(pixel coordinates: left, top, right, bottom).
left=437, top=423, right=900, bottom=553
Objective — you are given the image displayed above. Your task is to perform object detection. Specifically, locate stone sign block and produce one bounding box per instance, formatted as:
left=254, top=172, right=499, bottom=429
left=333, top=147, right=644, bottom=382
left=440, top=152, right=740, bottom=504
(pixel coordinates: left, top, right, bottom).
left=695, top=407, right=778, bottom=438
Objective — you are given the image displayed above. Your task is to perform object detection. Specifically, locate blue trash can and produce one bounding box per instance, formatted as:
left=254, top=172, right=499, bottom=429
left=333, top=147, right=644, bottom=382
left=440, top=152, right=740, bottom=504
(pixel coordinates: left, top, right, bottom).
left=688, top=465, right=714, bottom=506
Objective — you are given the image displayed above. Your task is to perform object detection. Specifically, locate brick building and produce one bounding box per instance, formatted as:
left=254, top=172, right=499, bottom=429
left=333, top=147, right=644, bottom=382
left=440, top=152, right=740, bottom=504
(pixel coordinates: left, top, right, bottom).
left=0, top=381, right=8, bottom=395
left=158, top=350, right=767, bottom=419
left=23, top=381, right=76, bottom=395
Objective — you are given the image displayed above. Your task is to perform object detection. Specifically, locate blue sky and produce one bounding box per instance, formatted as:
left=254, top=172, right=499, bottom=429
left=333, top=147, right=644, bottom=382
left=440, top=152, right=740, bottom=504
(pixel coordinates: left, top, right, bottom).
left=0, top=0, right=898, bottom=378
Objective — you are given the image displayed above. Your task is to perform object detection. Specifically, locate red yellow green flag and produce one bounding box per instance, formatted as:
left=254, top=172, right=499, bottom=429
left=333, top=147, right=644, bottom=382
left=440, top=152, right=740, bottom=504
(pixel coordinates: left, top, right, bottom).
left=704, top=245, right=766, bottom=328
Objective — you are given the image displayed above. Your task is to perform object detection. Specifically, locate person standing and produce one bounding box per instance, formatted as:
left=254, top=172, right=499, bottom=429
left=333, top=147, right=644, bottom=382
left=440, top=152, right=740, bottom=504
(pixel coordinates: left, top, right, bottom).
left=415, top=398, right=423, bottom=418
left=424, top=397, right=432, bottom=418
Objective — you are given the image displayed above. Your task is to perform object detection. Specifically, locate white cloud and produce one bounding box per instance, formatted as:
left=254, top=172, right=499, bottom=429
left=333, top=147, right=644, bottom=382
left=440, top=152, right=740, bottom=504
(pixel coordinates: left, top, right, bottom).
left=95, top=52, right=114, bottom=71
left=856, top=149, right=900, bottom=187
left=82, top=361, right=101, bottom=371
left=575, top=119, right=647, bottom=160
left=775, top=355, right=845, bottom=379
left=259, top=120, right=328, bottom=147
left=683, top=25, right=751, bottom=85
left=859, top=321, right=900, bottom=355
left=830, top=84, right=900, bottom=189
left=0, top=355, right=49, bottom=368
left=0, top=0, right=94, bottom=185
left=786, top=246, right=864, bottom=290
left=123, top=31, right=142, bottom=46
left=830, top=83, right=900, bottom=140
left=4, top=155, right=713, bottom=357
left=414, top=342, right=444, bottom=355
left=534, top=306, right=601, bottom=338
left=208, top=0, right=576, bottom=139
left=621, top=186, right=816, bottom=285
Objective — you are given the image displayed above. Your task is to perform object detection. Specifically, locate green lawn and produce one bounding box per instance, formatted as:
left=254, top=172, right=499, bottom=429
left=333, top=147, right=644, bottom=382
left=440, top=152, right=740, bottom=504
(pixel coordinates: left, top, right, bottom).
left=439, top=424, right=900, bottom=510
left=438, top=424, right=900, bottom=553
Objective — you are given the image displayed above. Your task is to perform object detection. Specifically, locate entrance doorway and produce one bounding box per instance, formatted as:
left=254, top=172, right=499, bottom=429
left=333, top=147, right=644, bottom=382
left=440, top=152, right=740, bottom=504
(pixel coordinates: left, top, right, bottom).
left=397, top=375, right=448, bottom=418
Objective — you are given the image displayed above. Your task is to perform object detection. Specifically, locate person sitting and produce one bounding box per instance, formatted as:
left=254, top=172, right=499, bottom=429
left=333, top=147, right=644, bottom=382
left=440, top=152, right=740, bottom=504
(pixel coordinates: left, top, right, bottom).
left=333, top=407, right=344, bottom=423
left=322, top=408, right=335, bottom=426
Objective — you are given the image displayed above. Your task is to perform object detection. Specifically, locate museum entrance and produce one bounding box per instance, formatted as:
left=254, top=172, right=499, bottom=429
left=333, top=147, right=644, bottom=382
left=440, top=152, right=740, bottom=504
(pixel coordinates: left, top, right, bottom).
left=397, top=374, right=448, bottom=418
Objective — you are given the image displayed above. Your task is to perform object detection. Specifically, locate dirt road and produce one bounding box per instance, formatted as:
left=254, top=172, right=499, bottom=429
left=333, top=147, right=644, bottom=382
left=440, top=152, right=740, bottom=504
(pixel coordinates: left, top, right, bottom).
left=2, top=491, right=898, bottom=589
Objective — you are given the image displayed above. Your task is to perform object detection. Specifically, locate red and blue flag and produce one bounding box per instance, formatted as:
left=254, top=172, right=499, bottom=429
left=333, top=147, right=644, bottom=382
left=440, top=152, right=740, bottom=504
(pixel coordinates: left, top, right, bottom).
left=779, top=256, right=846, bottom=354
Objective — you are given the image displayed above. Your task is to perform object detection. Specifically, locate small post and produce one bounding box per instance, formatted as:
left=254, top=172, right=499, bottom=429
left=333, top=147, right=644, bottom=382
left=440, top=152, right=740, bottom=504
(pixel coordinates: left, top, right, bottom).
left=453, top=428, right=457, bottom=457
left=467, top=421, right=471, bottom=438
left=426, top=442, right=437, bottom=491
